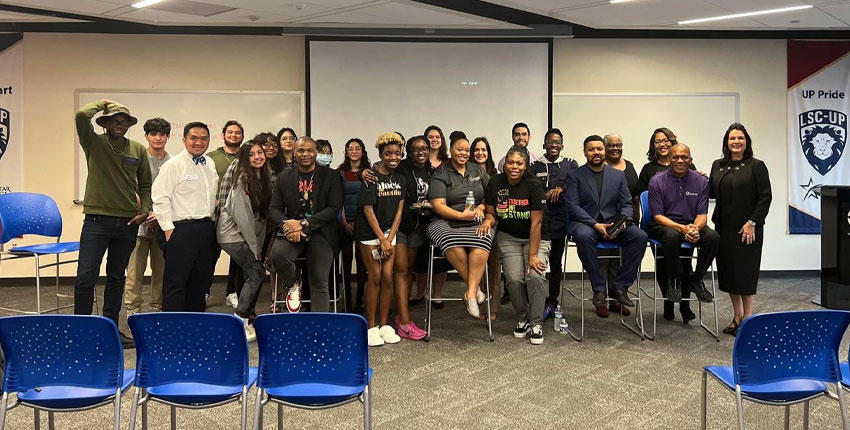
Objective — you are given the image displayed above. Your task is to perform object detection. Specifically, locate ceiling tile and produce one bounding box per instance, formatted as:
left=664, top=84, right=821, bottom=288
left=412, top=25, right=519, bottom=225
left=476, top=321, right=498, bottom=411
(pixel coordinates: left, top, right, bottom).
left=817, top=3, right=850, bottom=25
left=115, top=8, right=210, bottom=23
left=703, top=0, right=811, bottom=13
left=354, top=2, right=481, bottom=24
left=1, top=0, right=121, bottom=14
left=195, top=0, right=334, bottom=17
left=751, top=5, right=848, bottom=27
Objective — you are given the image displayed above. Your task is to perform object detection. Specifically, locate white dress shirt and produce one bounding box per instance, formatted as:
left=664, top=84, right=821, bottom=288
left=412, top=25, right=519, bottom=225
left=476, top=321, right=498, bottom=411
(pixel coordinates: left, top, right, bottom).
left=152, top=150, right=219, bottom=232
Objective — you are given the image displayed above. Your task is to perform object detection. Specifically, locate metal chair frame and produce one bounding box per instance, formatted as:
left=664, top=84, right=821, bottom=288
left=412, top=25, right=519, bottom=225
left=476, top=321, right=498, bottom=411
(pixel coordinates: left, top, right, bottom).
left=0, top=242, right=77, bottom=315
left=560, top=241, right=646, bottom=341
left=425, top=243, right=494, bottom=342
left=270, top=251, right=345, bottom=313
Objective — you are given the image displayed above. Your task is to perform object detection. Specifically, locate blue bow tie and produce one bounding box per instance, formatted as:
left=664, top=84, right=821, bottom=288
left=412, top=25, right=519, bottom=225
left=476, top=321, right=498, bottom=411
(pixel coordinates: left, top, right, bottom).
left=193, top=156, right=206, bottom=165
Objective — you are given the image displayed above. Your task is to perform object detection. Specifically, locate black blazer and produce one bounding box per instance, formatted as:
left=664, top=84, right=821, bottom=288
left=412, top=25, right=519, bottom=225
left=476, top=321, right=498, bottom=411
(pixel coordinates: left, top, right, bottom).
left=268, top=164, right=343, bottom=249
left=709, top=157, right=772, bottom=230
left=565, top=164, right=633, bottom=236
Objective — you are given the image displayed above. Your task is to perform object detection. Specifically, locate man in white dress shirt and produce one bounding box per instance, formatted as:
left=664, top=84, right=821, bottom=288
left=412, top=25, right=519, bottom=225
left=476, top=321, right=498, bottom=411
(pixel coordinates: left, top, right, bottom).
left=152, top=121, right=219, bottom=312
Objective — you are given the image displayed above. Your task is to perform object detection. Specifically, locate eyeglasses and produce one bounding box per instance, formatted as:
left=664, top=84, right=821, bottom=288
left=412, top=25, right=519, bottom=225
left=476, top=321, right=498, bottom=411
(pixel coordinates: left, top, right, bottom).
left=410, top=147, right=429, bottom=154
left=262, top=142, right=277, bottom=149
left=606, top=144, right=623, bottom=149
left=653, top=138, right=670, bottom=145
left=545, top=140, right=563, bottom=146
left=107, top=120, right=132, bottom=127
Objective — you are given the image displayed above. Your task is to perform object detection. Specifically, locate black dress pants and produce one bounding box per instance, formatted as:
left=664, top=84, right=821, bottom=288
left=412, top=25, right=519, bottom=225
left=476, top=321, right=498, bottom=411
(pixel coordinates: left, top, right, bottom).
left=158, top=219, right=217, bottom=312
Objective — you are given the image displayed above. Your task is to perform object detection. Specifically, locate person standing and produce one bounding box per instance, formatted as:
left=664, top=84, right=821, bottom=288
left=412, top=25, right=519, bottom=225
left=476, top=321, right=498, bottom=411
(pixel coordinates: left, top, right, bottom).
left=497, top=122, right=540, bottom=172
left=338, top=138, right=370, bottom=312
left=124, top=118, right=171, bottom=316
left=709, top=123, right=771, bottom=336
left=152, top=122, right=219, bottom=312
left=208, top=120, right=245, bottom=308
left=75, top=99, right=151, bottom=348
left=529, top=128, right=577, bottom=315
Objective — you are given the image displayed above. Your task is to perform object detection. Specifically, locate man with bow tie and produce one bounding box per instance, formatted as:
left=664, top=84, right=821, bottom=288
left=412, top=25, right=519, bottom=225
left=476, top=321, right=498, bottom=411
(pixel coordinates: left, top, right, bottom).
left=152, top=122, right=219, bottom=311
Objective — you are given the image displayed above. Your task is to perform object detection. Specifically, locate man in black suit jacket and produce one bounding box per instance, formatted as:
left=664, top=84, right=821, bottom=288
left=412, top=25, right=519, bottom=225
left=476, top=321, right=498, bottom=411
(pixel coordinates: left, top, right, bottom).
left=269, top=137, right=343, bottom=312
left=565, top=135, right=647, bottom=313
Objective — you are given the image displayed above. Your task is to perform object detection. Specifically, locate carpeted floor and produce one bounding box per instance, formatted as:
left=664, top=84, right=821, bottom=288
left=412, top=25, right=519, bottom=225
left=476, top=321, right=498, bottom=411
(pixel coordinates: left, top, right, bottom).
left=0, top=276, right=847, bottom=429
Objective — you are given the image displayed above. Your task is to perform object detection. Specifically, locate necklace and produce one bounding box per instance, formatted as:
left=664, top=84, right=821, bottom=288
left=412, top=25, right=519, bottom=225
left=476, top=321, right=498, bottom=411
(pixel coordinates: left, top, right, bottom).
left=300, top=170, right=315, bottom=202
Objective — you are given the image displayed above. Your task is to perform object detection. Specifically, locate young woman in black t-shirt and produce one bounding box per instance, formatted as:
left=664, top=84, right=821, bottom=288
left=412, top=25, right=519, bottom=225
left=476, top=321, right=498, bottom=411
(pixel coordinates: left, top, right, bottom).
left=355, top=133, right=406, bottom=347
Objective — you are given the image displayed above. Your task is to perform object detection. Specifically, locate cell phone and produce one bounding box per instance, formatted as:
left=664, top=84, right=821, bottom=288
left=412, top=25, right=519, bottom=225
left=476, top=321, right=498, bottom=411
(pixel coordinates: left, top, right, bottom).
left=371, top=248, right=381, bottom=260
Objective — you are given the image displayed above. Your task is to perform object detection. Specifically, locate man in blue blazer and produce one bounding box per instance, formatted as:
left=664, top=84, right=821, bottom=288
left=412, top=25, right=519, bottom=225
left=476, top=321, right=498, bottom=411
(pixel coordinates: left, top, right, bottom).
left=565, top=135, right=647, bottom=312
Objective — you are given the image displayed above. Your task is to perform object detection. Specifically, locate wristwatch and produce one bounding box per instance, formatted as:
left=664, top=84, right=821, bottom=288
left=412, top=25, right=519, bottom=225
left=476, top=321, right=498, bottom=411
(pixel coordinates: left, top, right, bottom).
left=300, top=219, right=309, bottom=228
left=747, top=220, right=756, bottom=227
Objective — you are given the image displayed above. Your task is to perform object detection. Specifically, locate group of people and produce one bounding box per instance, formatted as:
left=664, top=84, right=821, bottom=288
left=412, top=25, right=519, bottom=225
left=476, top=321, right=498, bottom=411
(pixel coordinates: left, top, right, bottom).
left=73, top=98, right=772, bottom=349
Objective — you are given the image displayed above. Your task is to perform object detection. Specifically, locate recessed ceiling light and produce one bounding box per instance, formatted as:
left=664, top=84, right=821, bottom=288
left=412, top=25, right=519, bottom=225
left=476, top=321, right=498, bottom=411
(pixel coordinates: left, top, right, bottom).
left=132, top=0, right=166, bottom=8
left=678, top=5, right=813, bottom=25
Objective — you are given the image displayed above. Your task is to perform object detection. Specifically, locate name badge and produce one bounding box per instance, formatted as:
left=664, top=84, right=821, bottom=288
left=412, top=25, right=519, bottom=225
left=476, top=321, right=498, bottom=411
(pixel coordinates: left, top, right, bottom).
left=536, top=172, right=548, bottom=177
left=122, top=156, right=140, bottom=166
left=185, top=174, right=199, bottom=181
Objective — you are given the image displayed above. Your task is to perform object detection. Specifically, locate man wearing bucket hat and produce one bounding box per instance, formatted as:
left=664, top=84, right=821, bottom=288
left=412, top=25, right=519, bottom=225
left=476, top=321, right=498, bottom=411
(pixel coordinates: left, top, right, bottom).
left=75, top=99, right=152, bottom=349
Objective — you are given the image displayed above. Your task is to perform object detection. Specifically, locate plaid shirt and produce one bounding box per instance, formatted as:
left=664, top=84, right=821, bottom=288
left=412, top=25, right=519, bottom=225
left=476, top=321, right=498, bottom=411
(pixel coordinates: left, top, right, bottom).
left=216, top=160, right=238, bottom=217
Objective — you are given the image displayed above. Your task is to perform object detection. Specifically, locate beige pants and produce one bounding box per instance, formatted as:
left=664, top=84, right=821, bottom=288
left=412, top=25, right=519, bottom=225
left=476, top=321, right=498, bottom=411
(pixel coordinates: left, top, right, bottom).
left=124, top=236, right=164, bottom=311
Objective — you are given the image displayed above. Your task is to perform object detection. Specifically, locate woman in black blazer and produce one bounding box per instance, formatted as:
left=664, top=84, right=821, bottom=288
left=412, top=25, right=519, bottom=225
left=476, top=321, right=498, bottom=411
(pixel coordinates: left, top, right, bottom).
left=709, top=123, right=772, bottom=335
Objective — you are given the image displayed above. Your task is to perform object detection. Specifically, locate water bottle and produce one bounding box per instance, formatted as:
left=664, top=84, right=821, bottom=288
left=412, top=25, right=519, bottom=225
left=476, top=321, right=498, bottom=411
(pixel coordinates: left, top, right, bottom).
left=554, top=305, right=568, bottom=335
left=465, top=190, right=475, bottom=210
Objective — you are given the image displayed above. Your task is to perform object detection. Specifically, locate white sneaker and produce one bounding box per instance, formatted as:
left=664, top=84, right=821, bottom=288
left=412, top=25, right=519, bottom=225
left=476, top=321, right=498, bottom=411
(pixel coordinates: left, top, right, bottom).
left=226, top=293, right=239, bottom=309
left=379, top=325, right=401, bottom=344
left=476, top=289, right=486, bottom=304
left=242, top=318, right=256, bottom=342
left=464, top=294, right=480, bottom=319
left=530, top=324, right=544, bottom=345
left=286, top=281, right=302, bottom=313
left=367, top=327, right=384, bottom=347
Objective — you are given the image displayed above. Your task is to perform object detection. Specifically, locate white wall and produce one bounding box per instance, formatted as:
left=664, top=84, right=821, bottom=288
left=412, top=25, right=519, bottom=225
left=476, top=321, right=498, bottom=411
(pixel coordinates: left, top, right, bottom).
left=553, top=39, right=814, bottom=271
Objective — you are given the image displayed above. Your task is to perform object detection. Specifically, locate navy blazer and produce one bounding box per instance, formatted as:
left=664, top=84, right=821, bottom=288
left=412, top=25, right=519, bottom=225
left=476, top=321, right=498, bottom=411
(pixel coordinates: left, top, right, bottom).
left=565, top=164, right=633, bottom=235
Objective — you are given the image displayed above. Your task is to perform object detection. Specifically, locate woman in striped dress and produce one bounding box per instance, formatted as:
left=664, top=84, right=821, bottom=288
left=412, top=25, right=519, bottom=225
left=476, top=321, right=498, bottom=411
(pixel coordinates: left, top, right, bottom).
left=426, top=131, right=493, bottom=318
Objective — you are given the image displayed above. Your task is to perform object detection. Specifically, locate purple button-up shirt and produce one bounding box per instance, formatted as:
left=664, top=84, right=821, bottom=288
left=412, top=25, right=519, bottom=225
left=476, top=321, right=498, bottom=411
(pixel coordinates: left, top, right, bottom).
left=648, top=168, right=709, bottom=224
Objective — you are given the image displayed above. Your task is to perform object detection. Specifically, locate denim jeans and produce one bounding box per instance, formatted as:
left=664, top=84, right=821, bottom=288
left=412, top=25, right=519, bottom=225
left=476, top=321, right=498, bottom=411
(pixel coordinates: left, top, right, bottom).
left=74, top=214, right=139, bottom=325
left=220, top=241, right=266, bottom=319
left=497, top=232, right=550, bottom=326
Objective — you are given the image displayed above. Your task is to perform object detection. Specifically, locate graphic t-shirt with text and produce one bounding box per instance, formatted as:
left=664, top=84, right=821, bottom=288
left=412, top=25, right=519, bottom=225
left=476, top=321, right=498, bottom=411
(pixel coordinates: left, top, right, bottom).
left=354, top=170, right=406, bottom=241
left=485, top=173, right=549, bottom=240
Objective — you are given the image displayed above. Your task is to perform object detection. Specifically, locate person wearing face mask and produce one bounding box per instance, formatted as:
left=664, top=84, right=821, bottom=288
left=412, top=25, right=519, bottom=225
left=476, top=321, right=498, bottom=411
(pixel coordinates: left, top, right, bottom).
left=217, top=142, right=272, bottom=341
left=153, top=122, right=219, bottom=312
left=75, top=99, right=152, bottom=349
left=316, top=139, right=334, bottom=167
left=529, top=128, right=577, bottom=317
left=566, top=135, right=647, bottom=315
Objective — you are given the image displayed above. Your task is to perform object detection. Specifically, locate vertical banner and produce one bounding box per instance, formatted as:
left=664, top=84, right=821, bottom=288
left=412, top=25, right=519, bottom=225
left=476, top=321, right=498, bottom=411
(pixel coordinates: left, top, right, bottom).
left=0, top=38, right=22, bottom=195
left=788, top=41, right=850, bottom=234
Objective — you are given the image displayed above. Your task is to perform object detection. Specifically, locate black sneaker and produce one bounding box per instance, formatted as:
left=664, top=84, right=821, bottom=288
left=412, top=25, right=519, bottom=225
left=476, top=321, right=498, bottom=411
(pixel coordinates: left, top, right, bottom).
left=689, top=275, right=714, bottom=303
left=529, top=325, right=544, bottom=345
left=120, top=332, right=136, bottom=349
left=666, top=276, right=682, bottom=303
left=513, top=321, right=531, bottom=338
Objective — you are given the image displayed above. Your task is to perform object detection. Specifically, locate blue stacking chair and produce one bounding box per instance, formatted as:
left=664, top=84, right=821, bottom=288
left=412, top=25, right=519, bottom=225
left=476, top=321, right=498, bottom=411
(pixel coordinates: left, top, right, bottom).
left=127, top=313, right=257, bottom=430
left=253, top=313, right=373, bottom=430
left=702, top=310, right=850, bottom=430
left=637, top=191, right=719, bottom=341
left=0, top=193, right=80, bottom=315
left=561, top=235, right=645, bottom=341
left=0, top=315, right=135, bottom=430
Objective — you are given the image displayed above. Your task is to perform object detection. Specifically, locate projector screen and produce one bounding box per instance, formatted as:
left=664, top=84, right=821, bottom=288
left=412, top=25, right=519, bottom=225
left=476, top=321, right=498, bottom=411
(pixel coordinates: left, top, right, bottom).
left=308, top=39, right=550, bottom=167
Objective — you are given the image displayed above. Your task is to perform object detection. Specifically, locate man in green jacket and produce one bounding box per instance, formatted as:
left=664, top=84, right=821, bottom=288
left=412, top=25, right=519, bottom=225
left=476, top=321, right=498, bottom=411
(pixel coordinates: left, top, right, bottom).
left=75, top=99, right=151, bottom=348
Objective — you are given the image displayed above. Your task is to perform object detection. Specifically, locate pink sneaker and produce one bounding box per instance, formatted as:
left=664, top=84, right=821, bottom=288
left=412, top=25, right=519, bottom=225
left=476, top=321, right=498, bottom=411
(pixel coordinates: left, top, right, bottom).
left=397, top=320, right=427, bottom=341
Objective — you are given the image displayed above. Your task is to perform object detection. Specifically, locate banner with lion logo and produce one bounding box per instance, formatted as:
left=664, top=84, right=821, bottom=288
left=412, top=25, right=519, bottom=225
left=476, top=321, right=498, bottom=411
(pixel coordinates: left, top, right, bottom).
left=788, top=41, right=850, bottom=234
left=0, top=38, right=22, bottom=195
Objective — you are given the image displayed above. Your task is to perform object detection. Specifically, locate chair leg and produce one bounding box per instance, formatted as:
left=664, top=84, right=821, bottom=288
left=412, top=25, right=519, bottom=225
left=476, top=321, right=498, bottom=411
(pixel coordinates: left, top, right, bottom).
left=484, top=264, right=493, bottom=342
left=701, top=371, right=708, bottom=430
left=141, top=397, right=148, bottom=430
left=129, top=388, right=141, bottom=430
left=803, top=400, right=810, bottom=430
left=170, top=406, right=176, bottom=430
left=35, top=255, right=42, bottom=314
left=34, top=408, right=40, bottom=430
left=425, top=246, right=434, bottom=340
left=277, top=403, right=283, bottom=430
left=48, top=411, right=54, bottom=430
left=363, top=384, right=372, bottom=430
left=112, top=388, right=121, bottom=430
left=253, top=388, right=264, bottom=430
left=735, top=385, right=746, bottom=430
left=838, top=383, right=849, bottom=430
left=783, top=405, right=790, bottom=430
left=0, top=392, right=7, bottom=430
left=240, top=386, right=248, bottom=430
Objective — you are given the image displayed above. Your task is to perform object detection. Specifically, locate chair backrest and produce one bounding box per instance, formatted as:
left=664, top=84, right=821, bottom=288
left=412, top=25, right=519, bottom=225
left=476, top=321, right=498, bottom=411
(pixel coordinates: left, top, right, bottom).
left=128, top=313, right=250, bottom=388
left=0, top=193, right=64, bottom=244
left=733, top=310, right=850, bottom=386
left=639, top=191, right=650, bottom=232
left=253, top=313, right=369, bottom=389
left=0, top=315, right=125, bottom=393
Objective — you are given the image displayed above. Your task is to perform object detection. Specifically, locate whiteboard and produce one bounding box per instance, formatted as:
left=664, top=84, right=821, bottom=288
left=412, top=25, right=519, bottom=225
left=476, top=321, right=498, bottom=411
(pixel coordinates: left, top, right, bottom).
left=75, top=90, right=304, bottom=201
left=309, top=40, right=549, bottom=165
left=552, top=93, right=739, bottom=171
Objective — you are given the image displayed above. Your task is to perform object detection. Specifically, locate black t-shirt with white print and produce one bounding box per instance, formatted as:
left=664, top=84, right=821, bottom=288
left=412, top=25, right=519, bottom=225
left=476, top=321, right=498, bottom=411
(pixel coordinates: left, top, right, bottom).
left=354, top=170, right=406, bottom=242
left=485, top=173, right=549, bottom=240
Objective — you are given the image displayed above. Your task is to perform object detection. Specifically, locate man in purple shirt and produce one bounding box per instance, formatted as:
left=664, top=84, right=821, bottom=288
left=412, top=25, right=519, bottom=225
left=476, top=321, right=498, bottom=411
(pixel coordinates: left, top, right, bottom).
left=648, top=144, right=718, bottom=313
